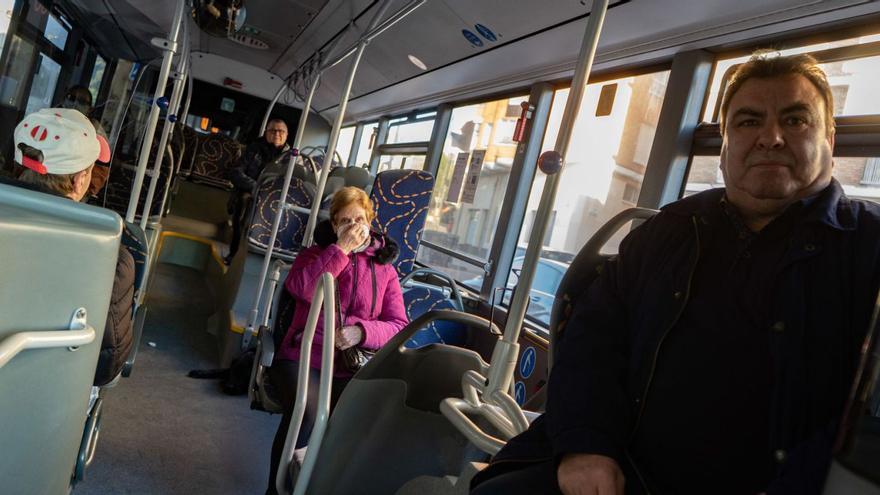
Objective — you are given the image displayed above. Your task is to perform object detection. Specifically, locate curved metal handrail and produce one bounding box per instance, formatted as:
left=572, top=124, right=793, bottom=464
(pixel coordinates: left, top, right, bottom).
left=400, top=267, right=465, bottom=311
left=275, top=272, right=337, bottom=495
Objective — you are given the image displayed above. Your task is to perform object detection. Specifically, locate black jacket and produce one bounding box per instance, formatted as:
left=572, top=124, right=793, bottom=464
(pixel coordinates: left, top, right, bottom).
left=477, top=180, right=880, bottom=494
left=93, top=246, right=135, bottom=386
left=228, top=139, right=290, bottom=192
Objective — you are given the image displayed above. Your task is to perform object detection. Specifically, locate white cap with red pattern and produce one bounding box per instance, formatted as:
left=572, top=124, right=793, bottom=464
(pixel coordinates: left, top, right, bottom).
left=13, top=108, right=111, bottom=175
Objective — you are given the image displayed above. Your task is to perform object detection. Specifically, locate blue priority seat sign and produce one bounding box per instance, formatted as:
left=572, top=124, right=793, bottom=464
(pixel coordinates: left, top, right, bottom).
left=519, top=346, right=536, bottom=379
left=514, top=381, right=527, bottom=406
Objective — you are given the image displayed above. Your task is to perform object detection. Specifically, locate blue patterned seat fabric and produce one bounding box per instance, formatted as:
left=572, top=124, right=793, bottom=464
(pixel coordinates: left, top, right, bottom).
left=121, top=222, right=148, bottom=306
left=189, top=133, right=242, bottom=190
left=402, top=285, right=468, bottom=348
left=369, top=169, right=434, bottom=278
left=247, top=174, right=315, bottom=258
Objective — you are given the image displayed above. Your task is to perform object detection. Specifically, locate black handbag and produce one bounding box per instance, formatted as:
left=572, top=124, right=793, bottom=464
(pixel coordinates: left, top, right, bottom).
left=336, top=257, right=378, bottom=373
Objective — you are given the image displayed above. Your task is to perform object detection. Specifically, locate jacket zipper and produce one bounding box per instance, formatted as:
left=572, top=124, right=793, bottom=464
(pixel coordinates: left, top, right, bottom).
left=630, top=216, right=702, bottom=438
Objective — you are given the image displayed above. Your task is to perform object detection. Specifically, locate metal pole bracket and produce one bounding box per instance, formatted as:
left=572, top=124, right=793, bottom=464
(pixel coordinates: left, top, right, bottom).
left=151, top=37, right=179, bottom=53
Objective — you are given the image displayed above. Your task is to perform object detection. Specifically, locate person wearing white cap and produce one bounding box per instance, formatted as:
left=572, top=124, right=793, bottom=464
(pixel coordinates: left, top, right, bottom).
left=11, top=108, right=134, bottom=386
left=15, top=107, right=111, bottom=201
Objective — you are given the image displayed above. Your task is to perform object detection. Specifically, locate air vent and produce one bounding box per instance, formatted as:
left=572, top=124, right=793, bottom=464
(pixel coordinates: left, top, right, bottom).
left=228, top=33, right=269, bottom=50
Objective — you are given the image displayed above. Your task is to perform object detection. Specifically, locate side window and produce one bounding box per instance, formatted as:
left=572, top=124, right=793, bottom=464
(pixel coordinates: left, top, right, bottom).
left=510, top=70, right=671, bottom=327
left=337, top=126, right=355, bottom=165
left=417, top=95, right=528, bottom=291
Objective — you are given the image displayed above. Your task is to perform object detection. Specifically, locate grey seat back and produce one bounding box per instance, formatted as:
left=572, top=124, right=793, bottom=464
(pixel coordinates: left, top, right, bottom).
left=301, top=310, right=497, bottom=494
left=0, top=184, right=121, bottom=495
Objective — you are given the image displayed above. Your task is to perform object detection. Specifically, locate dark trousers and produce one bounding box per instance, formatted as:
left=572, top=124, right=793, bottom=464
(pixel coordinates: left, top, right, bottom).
left=470, top=458, right=648, bottom=495
left=470, top=460, right=563, bottom=495
left=267, top=360, right=351, bottom=494
left=226, top=191, right=251, bottom=263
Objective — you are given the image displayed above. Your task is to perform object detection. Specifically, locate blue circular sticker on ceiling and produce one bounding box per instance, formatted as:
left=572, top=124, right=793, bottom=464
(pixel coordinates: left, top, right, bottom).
left=475, top=23, right=497, bottom=42
left=462, top=29, right=483, bottom=47
left=514, top=381, right=527, bottom=406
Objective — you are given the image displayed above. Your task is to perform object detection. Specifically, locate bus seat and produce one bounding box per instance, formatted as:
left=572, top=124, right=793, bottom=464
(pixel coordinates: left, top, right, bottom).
left=188, top=133, right=242, bottom=190
left=401, top=268, right=468, bottom=348
left=178, top=125, right=200, bottom=178
left=0, top=182, right=121, bottom=495
left=250, top=269, right=297, bottom=414
left=120, top=222, right=148, bottom=377
left=548, top=207, right=657, bottom=366
left=369, top=169, right=435, bottom=278
left=330, top=165, right=372, bottom=191
left=289, top=310, right=497, bottom=494
left=246, top=174, right=315, bottom=260
left=101, top=141, right=174, bottom=219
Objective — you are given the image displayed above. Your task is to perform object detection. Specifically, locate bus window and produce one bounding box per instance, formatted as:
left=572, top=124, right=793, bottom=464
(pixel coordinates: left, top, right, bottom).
left=686, top=155, right=880, bottom=204
left=88, top=55, right=106, bottom=104
left=703, top=32, right=880, bottom=122
left=99, top=60, right=134, bottom=138
left=377, top=154, right=425, bottom=172
left=509, top=70, right=671, bottom=326
left=418, top=95, right=527, bottom=290
left=24, top=52, right=60, bottom=114
left=337, top=126, right=355, bottom=165
left=0, top=35, right=35, bottom=108
left=43, top=13, right=67, bottom=51
left=0, top=0, right=13, bottom=56
left=352, top=122, right=378, bottom=168
left=386, top=118, right=434, bottom=144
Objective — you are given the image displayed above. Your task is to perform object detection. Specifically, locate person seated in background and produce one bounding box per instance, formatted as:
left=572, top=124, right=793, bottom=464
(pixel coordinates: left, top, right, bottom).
left=226, top=118, right=291, bottom=264
left=60, top=85, right=111, bottom=199
left=8, top=108, right=135, bottom=386
left=470, top=52, right=880, bottom=495
left=266, top=186, right=407, bottom=495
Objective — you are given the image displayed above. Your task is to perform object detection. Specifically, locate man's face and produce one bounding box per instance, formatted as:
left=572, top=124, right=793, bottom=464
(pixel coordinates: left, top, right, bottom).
left=265, top=122, right=288, bottom=148
left=720, top=74, right=835, bottom=215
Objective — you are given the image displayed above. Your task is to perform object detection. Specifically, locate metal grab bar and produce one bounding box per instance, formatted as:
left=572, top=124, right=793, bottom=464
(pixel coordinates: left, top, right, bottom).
left=275, top=272, right=337, bottom=495
left=0, top=328, right=95, bottom=369
left=440, top=0, right=610, bottom=457
left=0, top=307, right=94, bottom=369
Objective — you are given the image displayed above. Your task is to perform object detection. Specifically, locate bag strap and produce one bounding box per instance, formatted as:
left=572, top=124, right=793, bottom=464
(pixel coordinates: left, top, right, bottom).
left=369, top=258, right=377, bottom=318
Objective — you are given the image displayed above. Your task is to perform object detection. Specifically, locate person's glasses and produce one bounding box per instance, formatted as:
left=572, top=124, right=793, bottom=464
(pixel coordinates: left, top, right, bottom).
left=266, top=128, right=287, bottom=134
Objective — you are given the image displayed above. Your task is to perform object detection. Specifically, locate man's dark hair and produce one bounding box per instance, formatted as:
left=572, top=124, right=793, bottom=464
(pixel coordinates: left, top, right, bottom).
left=720, top=52, right=835, bottom=137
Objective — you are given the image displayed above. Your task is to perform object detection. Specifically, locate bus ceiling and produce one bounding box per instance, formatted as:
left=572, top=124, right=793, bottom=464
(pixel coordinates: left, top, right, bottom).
left=55, top=0, right=880, bottom=122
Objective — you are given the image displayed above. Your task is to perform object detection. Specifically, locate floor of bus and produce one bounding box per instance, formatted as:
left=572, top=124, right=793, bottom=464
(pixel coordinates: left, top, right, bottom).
left=75, top=261, right=278, bottom=495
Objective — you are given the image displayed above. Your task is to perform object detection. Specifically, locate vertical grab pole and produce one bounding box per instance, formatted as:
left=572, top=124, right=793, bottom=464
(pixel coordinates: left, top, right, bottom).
left=140, top=22, right=190, bottom=229
left=301, top=0, right=393, bottom=248
left=125, top=0, right=186, bottom=223
left=157, top=33, right=192, bottom=217
left=241, top=77, right=320, bottom=350
left=487, top=0, right=609, bottom=404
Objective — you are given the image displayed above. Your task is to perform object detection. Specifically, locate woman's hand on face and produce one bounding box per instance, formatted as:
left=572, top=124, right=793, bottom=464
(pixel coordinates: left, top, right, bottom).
left=336, top=325, right=363, bottom=350
left=335, top=223, right=368, bottom=254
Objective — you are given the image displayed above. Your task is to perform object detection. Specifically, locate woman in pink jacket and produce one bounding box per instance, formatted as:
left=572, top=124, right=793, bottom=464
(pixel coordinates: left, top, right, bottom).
left=267, top=186, right=408, bottom=494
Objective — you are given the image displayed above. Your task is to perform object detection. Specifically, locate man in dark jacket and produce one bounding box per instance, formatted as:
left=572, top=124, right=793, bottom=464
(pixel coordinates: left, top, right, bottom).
left=12, top=108, right=135, bottom=386
left=225, top=118, right=290, bottom=264
left=471, top=53, right=880, bottom=494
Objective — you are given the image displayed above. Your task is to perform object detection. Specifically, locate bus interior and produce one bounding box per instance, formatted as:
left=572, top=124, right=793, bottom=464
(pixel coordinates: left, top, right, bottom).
left=0, top=0, right=879, bottom=493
